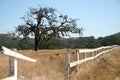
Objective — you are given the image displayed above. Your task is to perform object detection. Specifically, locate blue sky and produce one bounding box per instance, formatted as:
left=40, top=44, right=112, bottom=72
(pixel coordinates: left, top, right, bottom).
left=0, top=0, right=120, bottom=38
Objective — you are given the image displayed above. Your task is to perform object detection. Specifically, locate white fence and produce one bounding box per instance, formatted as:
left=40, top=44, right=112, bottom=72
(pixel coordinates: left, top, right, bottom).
left=0, top=45, right=119, bottom=80
left=65, top=45, right=119, bottom=80
left=0, top=46, right=36, bottom=80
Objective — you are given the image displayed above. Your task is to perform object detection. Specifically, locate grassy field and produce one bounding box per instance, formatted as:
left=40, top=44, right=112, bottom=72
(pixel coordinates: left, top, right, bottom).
left=0, top=48, right=120, bottom=80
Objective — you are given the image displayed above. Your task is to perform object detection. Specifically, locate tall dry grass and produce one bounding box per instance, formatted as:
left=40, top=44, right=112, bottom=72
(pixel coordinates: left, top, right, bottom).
left=0, top=48, right=120, bottom=80
left=0, top=53, right=9, bottom=78
left=69, top=48, right=120, bottom=80
left=0, top=49, right=68, bottom=80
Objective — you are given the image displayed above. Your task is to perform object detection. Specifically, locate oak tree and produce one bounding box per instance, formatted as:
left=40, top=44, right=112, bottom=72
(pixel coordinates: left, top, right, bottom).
left=15, top=6, right=82, bottom=51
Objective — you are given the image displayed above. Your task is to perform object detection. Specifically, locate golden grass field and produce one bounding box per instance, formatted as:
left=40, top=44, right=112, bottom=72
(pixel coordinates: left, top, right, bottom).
left=0, top=48, right=120, bottom=80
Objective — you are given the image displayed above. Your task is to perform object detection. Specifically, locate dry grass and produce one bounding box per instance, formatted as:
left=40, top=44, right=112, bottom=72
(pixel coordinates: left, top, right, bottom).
left=0, top=53, right=9, bottom=78
left=0, top=48, right=120, bottom=80
left=69, top=48, right=120, bottom=80
left=0, top=49, right=68, bottom=80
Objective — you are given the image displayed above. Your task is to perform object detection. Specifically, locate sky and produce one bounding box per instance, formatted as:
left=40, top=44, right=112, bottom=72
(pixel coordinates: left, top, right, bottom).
left=0, top=0, right=120, bottom=38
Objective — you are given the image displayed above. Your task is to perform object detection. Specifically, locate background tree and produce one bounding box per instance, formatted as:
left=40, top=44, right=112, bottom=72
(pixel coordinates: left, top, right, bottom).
left=100, top=35, right=120, bottom=46
left=15, top=6, right=83, bottom=51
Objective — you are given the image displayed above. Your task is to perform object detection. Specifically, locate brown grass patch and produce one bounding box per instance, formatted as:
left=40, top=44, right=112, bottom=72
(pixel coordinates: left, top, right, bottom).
left=0, top=48, right=120, bottom=80
left=69, top=48, right=120, bottom=80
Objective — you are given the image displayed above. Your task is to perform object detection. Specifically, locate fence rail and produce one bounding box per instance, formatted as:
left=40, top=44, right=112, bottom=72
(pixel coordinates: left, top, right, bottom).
left=70, top=49, right=111, bottom=67
left=1, top=46, right=36, bottom=62
left=66, top=45, right=119, bottom=80
left=0, top=46, right=36, bottom=80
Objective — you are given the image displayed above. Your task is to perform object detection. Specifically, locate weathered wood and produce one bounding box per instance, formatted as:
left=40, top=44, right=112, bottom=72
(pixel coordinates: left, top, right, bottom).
left=90, top=52, right=92, bottom=57
left=9, top=49, right=17, bottom=77
left=76, top=49, right=79, bottom=72
left=9, top=57, right=17, bottom=77
left=83, top=53, right=86, bottom=59
left=9, top=57, right=14, bottom=76
left=14, top=58, right=17, bottom=80
left=65, top=49, right=70, bottom=80
left=83, top=53, right=86, bottom=64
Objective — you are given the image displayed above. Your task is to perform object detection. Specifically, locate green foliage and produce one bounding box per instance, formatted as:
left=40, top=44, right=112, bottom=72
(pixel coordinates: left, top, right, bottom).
left=17, top=38, right=34, bottom=50
left=0, top=32, right=120, bottom=50
left=100, top=35, right=120, bottom=46
left=60, top=36, right=100, bottom=49
left=37, top=38, right=60, bottom=49
left=0, top=34, right=18, bottom=48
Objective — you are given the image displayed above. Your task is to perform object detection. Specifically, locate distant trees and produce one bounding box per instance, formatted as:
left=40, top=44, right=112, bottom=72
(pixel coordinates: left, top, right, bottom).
left=0, top=33, right=120, bottom=49
left=15, top=6, right=82, bottom=51
left=100, top=35, right=120, bottom=46
left=0, top=34, right=17, bottom=48
left=17, top=38, right=34, bottom=50
left=61, top=36, right=100, bottom=49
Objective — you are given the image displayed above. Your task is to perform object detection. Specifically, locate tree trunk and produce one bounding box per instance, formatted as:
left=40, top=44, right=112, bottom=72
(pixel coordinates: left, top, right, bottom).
left=35, top=40, right=38, bottom=51
left=34, top=35, right=39, bottom=51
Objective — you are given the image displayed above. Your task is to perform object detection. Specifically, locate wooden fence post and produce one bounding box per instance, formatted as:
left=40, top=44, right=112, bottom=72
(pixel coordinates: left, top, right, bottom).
left=9, top=57, right=14, bottom=76
left=90, top=52, right=92, bottom=57
left=83, top=53, right=86, bottom=64
left=9, top=49, right=17, bottom=80
left=95, top=50, right=98, bottom=59
left=76, top=49, right=79, bottom=72
left=14, top=58, right=17, bottom=80
left=83, top=53, right=86, bottom=59
left=66, top=48, right=70, bottom=80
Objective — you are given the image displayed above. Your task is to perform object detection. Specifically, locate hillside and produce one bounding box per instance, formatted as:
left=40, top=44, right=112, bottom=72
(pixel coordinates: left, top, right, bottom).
left=0, top=47, right=120, bottom=80
left=111, top=32, right=120, bottom=37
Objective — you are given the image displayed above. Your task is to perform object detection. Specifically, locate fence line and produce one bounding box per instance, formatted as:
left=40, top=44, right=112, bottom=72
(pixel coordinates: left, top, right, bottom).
left=70, top=49, right=111, bottom=68
left=0, top=45, right=119, bottom=80
left=65, top=45, right=119, bottom=80
left=0, top=46, right=36, bottom=80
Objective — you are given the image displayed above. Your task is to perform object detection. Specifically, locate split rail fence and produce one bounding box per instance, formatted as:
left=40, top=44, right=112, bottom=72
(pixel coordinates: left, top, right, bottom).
left=65, top=45, right=119, bottom=80
left=0, top=45, right=119, bottom=80
left=0, top=46, right=36, bottom=80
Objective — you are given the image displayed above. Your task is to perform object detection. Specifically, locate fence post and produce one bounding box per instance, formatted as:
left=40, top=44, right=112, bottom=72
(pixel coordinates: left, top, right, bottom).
left=95, top=50, right=98, bottom=59
left=66, top=48, right=70, bottom=80
left=14, top=58, right=17, bottom=80
left=9, top=49, right=17, bottom=80
left=83, top=53, right=86, bottom=64
left=76, top=49, right=79, bottom=72
left=90, top=52, right=92, bottom=57
left=83, top=53, right=86, bottom=59
left=9, top=57, right=14, bottom=76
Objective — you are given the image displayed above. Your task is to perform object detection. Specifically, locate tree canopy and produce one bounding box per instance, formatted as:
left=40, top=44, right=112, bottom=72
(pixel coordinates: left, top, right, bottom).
left=15, top=6, right=83, bottom=51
